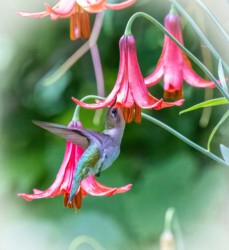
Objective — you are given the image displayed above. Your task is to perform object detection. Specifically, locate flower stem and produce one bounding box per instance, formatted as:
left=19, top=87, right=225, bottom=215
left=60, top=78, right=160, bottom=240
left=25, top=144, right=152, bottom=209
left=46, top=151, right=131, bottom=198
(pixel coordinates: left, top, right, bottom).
left=141, top=112, right=229, bottom=167
left=72, top=95, right=105, bottom=122
left=44, top=12, right=105, bottom=86
left=69, top=235, right=105, bottom=250
left=124, top=12, right=229, bottom=101
left=171, top=0, right=229, bottom=74
left=90, top=44, right=105, bottom=97
left=164, top=207, right=175, bottom=232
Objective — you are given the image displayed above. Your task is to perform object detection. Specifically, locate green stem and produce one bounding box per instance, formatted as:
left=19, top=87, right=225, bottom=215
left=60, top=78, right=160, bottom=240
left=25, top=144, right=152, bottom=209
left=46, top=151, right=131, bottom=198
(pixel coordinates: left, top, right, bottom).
left=68, top=235, right=105, bottom=250
left=124, top=12, right=229, bottom=102
left=72, top=95, right=105, bottom=122
left=141, top=112, right=229, bottom=167
left=164, top=207, right=175, bottom=232
left=170, top=4, right=178, bottom=15
left=171, top=0, right=229, bottom=73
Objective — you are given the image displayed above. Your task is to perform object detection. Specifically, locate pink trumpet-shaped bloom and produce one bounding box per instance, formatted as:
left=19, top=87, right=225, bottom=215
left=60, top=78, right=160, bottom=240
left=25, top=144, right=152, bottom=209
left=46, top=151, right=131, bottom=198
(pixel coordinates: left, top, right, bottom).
left=145, top=8, right=216, bottom=100
left=18, top=0, right=136, bottom=40
left=72, top=35, right=184, bottom=123
left=18, top=121, right=132, bottom=209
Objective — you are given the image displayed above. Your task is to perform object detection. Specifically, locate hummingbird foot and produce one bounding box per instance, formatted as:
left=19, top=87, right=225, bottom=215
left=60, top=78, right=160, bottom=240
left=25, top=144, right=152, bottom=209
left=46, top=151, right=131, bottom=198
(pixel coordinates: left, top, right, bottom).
left=63, top=188, right=82, bottom=209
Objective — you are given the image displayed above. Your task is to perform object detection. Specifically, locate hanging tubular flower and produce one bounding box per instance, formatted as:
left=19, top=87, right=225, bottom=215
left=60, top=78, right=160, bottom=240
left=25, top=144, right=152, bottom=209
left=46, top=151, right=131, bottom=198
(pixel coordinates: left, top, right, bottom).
left=18, top=0, right=91, bottom=40
left=18, top=121, right=131, bottom=209
left=144, top=7, right=216, bottom=100
left=18, top=0, right=136, bottom=40
left=72, top=35, right=184, bottom=123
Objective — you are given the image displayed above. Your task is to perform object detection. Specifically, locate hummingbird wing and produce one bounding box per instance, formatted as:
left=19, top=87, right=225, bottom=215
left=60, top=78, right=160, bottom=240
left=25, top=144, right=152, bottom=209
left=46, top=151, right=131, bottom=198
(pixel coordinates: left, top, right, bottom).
left=33, top=121, right=104, bottom=150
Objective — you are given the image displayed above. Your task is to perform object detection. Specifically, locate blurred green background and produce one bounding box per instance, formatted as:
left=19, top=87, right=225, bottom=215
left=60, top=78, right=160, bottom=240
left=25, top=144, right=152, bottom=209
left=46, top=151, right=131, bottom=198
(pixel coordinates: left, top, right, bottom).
left=1, top=0, right=229, bottom=249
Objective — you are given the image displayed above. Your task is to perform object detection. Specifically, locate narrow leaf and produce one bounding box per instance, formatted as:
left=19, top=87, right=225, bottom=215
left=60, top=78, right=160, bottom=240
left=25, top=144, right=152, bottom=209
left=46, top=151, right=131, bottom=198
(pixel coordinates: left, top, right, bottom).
left=207, top=110, right=229, bottom=151
left=218, top=59, right=228, bottom=94
left=220, top=145, right=229, bottom=164
left=180, top=98, right=229, bottom=114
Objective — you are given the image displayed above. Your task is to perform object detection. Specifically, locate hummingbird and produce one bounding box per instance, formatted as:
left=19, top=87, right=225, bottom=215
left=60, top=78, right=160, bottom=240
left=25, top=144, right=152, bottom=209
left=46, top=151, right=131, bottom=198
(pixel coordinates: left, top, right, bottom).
left=33, top=106, right=126, bottom=204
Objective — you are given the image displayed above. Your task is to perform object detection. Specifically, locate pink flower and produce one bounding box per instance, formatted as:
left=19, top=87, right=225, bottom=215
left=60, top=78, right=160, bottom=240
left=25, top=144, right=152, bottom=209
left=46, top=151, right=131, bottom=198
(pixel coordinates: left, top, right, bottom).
left=18, top=0, right=136, bottom=40
left=144, top=8, right=216, bottom=100
left=72, top=35, right=184, bottom=123
left=18, top=120, right=132, bottom=209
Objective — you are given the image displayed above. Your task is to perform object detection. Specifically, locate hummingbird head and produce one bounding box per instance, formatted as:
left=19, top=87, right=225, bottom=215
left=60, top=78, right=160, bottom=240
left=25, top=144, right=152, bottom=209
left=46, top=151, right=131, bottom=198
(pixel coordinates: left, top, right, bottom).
left=105, top=106, right=125, bottom=130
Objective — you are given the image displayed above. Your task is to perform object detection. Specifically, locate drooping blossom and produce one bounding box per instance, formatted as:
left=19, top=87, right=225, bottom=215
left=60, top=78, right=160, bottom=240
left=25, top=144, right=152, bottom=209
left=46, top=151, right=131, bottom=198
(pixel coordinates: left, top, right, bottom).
left=18, top=0, right=137, bottom=40
left=72, top=35, right=184, bottom=123
left=145, top=7, right=216, bottom=100
left=18, top=120, right=132, bottom=209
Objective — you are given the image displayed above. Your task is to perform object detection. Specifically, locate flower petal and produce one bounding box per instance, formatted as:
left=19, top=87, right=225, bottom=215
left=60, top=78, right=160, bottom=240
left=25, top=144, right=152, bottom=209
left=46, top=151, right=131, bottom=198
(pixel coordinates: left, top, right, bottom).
left=17, top=11, right=49, bottom=18
left=18, top=121, right=85, bottom=201
left=81, top=175, right=132, bottom=196
left=144, top=58, right=164, bottom=86
left=72, top=33, right=128, bottom=109
left=153, top=98, right=184, bottom=110
left=18, top=141, right=76, bottom=200
left=45, top=0, right=76, bottom=18
left=106, top=0, right=136, bottom=10
left=126, top=35, right=161, bottom=108
left=77, top=0, right=106, bottom=13
left=183, top=58, right=216, bottom=88
left=18, top=0, right=76, bottom=19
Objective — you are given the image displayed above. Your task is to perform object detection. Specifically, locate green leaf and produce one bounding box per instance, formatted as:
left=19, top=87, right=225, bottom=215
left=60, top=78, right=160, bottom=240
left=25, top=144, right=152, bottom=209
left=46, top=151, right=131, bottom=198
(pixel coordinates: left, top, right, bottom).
left=180, top=98, right=229, bottom=114
left=220, top=145, right=229, bottom=164
left=207, top=110, right=229, bottom=151
left=218, top=59, right=228, bottom=94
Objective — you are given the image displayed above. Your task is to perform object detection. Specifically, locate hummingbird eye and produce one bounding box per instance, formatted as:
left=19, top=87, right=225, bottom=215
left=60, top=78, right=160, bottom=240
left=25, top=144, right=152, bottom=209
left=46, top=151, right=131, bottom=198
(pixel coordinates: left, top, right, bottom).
left=111, top=108, right=117, bottom=116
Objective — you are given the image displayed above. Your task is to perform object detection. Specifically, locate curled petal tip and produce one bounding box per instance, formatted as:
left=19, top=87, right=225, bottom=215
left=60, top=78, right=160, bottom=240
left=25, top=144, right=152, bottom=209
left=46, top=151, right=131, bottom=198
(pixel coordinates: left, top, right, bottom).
left=106, top=0, right=137, bottom=10
left=176, top=98, right=185, bottom=106
left=72, top=96, right=111, bottom=109
left=115, top=183, right=133, bottom=194
left=17, top=193, right=33, bottom=201
left=124, top=183, right=133, bottom=191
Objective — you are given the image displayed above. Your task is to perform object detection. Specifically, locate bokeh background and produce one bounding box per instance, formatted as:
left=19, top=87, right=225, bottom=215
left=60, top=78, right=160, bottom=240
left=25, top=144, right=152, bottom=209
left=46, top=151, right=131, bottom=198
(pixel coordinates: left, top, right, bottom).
left=1, top=0, right=229, bottom=249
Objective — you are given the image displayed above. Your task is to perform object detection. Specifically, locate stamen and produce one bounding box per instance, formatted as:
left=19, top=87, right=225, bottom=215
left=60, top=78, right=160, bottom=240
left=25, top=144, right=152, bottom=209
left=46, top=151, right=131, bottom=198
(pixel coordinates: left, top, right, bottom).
left=164, top=90, right=182, bottom=100
left=75, top=188, right=83, bottom=209
left=134, top=104, right=142, bottom=123
left=127, top=107, right=134, bottom=123
left=123, top=107, right=129, bottom=122
left=70, top=11, right=78, bottom=40
left=63, top=190, right=82, bottom=209
left=80, top=9, right=91, bottom=38
left=123, top=106, right=135, bottom=123
left=68, top=201, right=73, bottom=208
left=63, top=193, right=69, bottom=207
left=123, top=107, right=134, bottom=123
left=70, top=4, right=91, bottom=40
